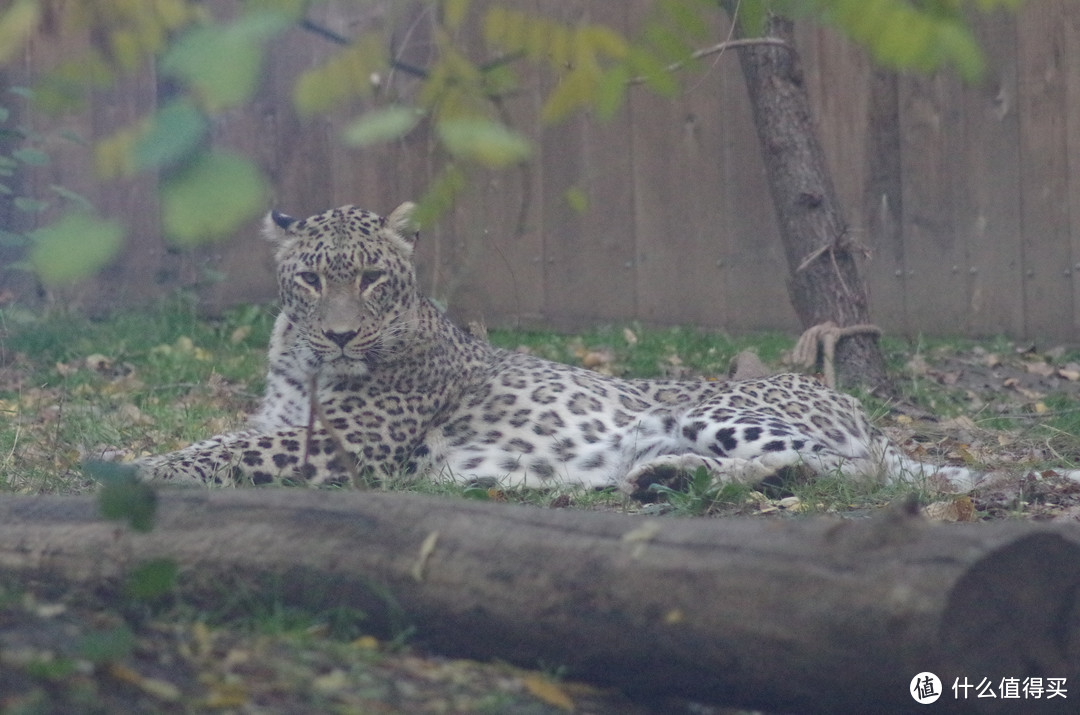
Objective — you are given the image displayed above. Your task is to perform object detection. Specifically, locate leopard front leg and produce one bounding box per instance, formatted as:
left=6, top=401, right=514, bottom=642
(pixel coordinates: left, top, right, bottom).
left=133, top=427, right=371, bottom=487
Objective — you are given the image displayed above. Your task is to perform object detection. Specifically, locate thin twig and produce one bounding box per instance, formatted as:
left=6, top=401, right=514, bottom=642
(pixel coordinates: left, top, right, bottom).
left=626, top=37, right=790, bottom=86
left=308, top=373, right=364, bottom=488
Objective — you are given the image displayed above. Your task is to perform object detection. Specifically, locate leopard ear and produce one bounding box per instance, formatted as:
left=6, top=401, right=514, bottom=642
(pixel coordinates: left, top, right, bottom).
left=384, top=202, right=418, bottom=255
left=263, top=210, right=295, bottom=244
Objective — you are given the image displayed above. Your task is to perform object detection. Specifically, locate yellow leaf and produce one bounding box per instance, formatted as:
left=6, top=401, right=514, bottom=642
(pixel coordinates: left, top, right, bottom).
left=201, top=682, right=248, bottom=709
left=541, top=69, right=594, bottom=124
left=577, top=25, right=629, bottom=60
left=293, top=35, right=384, bottom=115
left=443, top=0, right=470, bottom=31
left=352, top=635, right=379, bottom=650
left=0, top=0, right=39, bottom=65
left=523, top=674, right=575, bottom=711
left=95, top=129, right=137, bottom=179
left=564, top=186, right=588, bottom=213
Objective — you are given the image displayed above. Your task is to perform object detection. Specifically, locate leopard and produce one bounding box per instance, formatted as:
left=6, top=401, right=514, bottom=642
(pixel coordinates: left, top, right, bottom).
left=130, top=201, right=983, bottom=496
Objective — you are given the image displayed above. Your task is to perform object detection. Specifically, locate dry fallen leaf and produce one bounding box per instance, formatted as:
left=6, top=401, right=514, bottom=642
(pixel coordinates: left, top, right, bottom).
left=778, top=496, right=803, bottom=511
left=1058, top=365, right=1080, bottom=381
left=939, top=415, right=977, bottom=431
left=230, top=325, right=252, bottom=344
left=1024, top=361, right=1056, bottom=377
left=523, top=674, right=575, bottom=711
left=580, top=350, right=613, bottom=369
left=906, top=355, right=930, bottom=375
left=923, top=496, right=976, bottom=522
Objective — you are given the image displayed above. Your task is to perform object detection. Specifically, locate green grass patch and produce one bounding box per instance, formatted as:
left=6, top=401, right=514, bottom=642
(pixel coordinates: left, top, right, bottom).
left=3, top=305, right=1080, bottom=515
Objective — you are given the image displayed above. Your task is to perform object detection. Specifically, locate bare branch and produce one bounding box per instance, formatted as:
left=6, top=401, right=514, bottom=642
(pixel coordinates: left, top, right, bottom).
left=627, top=37, right=790, bottom=86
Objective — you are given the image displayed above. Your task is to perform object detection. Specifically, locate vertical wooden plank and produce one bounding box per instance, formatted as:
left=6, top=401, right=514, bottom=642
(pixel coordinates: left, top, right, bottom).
left=714, top=16, right=794, bottom=333
left=209, top=1, right=423, bottom=310
left=17, top=13, right=178, bottom=312
left=0, top=40, right=47, bottom=307
left=861, top=67, right=908, bottom=334
left=800, top=24, right=870, bottom=238
left=959, top=11, right=1024, bottom=337
left=802, top=23, right=910, bottom=335
left=1016, top=1, right=1073, bottom=340
left=203, top=13, right=337, bottom=311
left=898, top=71, right=969, bottom=334
left=629, top=6, right=732, bottom=329
left=538, top=0, right=636, bottom=330
left=431, top=0, right=546, bottom=328
left=1064, top=4, right=1080, bottom=338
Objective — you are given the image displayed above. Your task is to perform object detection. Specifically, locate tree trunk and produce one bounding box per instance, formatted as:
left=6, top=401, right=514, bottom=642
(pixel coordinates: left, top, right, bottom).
left=723, top=10, right=890, bottom=391
left=2, top=489, right=1078, bottom=713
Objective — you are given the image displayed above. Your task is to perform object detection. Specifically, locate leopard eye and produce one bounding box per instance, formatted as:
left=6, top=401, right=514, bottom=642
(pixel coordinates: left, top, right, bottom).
left=297, top=271, right=321, bottom=290
left=358, top=269, right=385, bottom=292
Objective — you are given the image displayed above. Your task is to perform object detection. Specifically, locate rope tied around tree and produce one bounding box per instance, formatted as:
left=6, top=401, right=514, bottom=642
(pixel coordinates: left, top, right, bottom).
left=791, top=322, right=882, bottom=388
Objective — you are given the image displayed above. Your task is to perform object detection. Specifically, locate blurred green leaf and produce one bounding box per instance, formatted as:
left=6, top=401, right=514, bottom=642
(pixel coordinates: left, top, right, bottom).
left=0, top=0, right=38, bottom=65
left=12, top=147, right=49, bottom=166
left=29, top=213, right=124, bottom=285
left=626, top=47, right=679, bottom=96
left=161, top=153, right=267, bottom=245
left=88, top=460, right=158, bottom=533
left=444, top=0, right=472, bottom=31
left=343, top=105, right=423, bottom=147
left=162, top=12, right=289, bottom=110
left=133, top=99, right=208, bottom=171
left=126, top=558, right=179, bottom=600
left=790, top=0, right=995, bottom=81
left=565, top=186, right=589, bottom=213
left=595, top=65, right=630, bottom=121
left=414, top=164, right=466, bottom=227
left=76, top=626, right=136, bottom=664
left=436, top=117, right=531, bottom=167
left=13, top=196, right=47, bottom=213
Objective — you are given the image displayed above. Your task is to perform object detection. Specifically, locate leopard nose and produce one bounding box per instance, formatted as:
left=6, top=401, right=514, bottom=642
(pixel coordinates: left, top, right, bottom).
left=324, top=329, right=358, bottom=348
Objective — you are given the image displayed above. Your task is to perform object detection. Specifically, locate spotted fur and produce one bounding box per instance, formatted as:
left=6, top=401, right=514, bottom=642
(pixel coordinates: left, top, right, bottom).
left=134, top=202, right=980, bottom=494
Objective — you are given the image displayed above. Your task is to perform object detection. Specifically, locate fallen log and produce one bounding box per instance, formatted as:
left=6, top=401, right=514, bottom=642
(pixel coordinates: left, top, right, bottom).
left=1, top=489, right=1077, bottom=713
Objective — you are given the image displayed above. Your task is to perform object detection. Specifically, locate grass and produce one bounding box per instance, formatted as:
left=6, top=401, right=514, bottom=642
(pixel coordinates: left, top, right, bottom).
left=2, top=301, right=1080, bottom=506
left=1, top=301, right=1077, bottom=513
left=4, top=303, right=1080, bottom=712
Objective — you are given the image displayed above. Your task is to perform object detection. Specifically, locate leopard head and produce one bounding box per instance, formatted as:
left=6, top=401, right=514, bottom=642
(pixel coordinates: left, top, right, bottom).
left=264, top=202, right=421, bottom=371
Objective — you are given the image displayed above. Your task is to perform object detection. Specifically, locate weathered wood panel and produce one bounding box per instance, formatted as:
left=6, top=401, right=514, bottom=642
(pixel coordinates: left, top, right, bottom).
left=4, top=1, right=1080, bottom=342
left=629, top=7, right=731, bottom=329
left=1064, top=3, right=1080, bottom=338
left=711, top=15, right=793, bottom=334
left=860, top=67, right=908, bottom=334
left=960, top=10, right=1025, bottom=337
left=1016, top=1, right=1075, bottom=339
left=899, top=71, right=969, bottom=334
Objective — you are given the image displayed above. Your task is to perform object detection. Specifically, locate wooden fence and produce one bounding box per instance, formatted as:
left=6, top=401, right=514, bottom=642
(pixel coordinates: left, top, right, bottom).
left=3, top=1, right=1080, bottom=341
